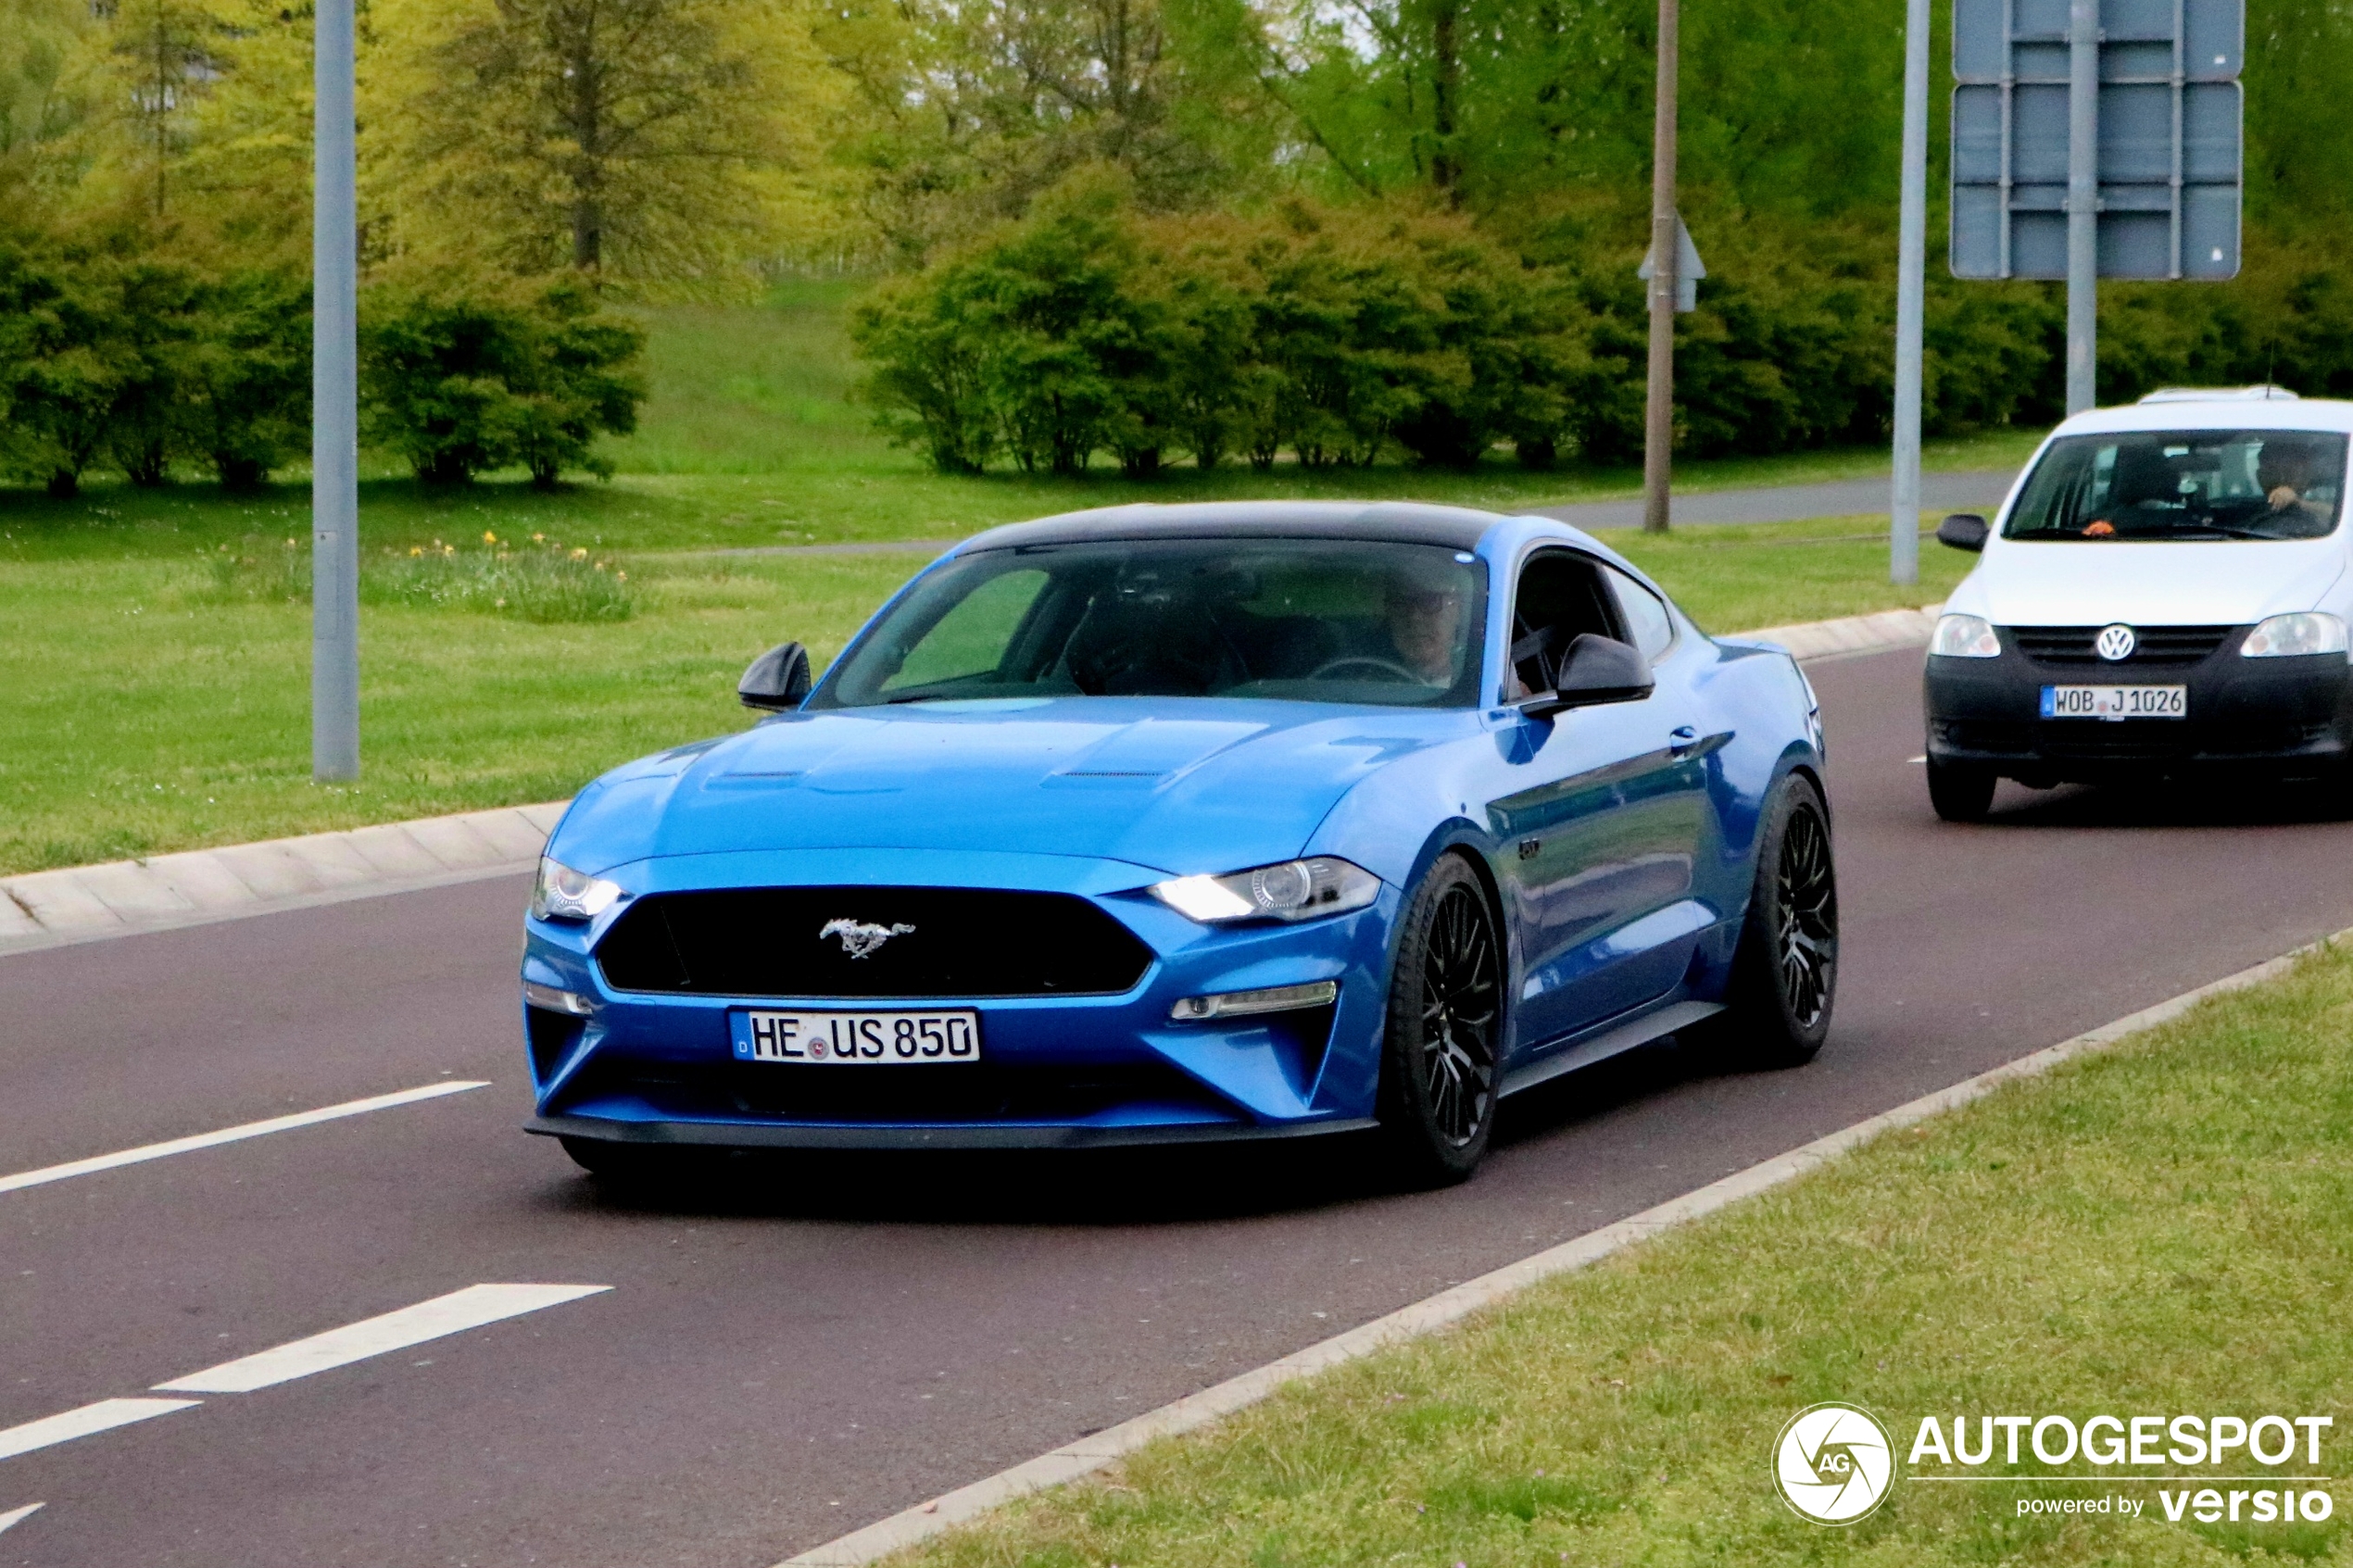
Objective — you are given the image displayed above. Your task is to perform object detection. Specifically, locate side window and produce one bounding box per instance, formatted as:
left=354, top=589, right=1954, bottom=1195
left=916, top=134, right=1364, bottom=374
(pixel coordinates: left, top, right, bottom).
left=1604, top=565, right=1675, bottom=663
left=1507, top=551, right=1622, bottom=697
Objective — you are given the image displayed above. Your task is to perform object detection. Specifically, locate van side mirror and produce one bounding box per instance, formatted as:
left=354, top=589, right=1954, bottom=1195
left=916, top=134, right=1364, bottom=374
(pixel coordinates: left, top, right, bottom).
left=1517, top=633, right=1654, bottom=719
left=1937, top=513, right=1990, bottom=553
left=738, top=642, right=812, bottom=709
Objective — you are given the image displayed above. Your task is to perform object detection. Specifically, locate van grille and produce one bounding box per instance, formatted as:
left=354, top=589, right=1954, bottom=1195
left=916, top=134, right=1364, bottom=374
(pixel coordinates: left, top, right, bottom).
left=2007, top=625, right=2239, bottom=667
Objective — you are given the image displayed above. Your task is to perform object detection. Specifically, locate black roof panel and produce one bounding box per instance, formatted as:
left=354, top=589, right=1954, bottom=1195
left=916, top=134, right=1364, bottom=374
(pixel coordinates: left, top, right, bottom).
left=958, top=500, right=1506, bottom=554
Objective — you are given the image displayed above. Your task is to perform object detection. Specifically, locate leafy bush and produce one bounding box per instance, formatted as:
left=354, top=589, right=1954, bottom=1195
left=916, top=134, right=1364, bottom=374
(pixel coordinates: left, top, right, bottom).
left=186, top=271, right=312, bottom=490
left=856, top=184, right=2353, bottom=476
left=359, top=277, right=646, bottom=486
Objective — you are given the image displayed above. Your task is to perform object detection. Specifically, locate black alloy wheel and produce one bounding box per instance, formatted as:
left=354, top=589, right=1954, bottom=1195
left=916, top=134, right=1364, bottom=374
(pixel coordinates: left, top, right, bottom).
left=1709, top=772, right=1840, bottom=1068
left=1773, top=794, right=1838, bottom=1034
left=1378, top=854, right=1503, bottom=1185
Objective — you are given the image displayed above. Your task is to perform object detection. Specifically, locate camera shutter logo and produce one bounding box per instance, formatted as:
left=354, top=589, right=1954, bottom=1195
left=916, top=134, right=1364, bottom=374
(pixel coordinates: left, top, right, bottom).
left=2095, top=623, right=2137, bottom=661
left=1773, top=1403, right=1895, bottom=1524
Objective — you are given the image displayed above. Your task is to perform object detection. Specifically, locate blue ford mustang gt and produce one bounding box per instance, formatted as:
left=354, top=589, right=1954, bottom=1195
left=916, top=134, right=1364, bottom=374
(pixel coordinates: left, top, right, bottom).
left=522, top=502, right=1836, bottom=1185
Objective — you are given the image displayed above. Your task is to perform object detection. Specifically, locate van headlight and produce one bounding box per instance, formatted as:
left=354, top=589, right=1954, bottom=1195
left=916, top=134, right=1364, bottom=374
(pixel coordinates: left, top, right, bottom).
left=531, top=856, right=624, bottom=922
left=1150, top=858, right=1381, bottom=923
left=2241, top=612, right=2348, bottom=659
left=1930, top=613, right=2001, bottom=659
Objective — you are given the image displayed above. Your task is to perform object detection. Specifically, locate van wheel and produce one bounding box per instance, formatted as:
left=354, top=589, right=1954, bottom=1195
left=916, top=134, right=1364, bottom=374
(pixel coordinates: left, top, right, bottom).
left=1927, top=757, right=1995, bottom=822
left=1376, top=855, right=1502, bottom=1186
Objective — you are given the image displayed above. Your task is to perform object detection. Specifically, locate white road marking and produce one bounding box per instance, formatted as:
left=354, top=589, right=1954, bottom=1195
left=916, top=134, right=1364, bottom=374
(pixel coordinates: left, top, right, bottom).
left=154, top=1284, right=610, bottom=1394
left=0, top=1081, right=490, bottom=1197
left=0, top=1502, right=44, bottom=1533
left=1907, top=755, right=1927, bottom=763
left=0, top=1399, right=199, bottom=1463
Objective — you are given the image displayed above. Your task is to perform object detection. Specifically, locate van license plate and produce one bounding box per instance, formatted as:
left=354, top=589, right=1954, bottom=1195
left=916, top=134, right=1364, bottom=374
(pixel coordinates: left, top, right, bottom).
left=2040, top=684, right=2187, bottom=720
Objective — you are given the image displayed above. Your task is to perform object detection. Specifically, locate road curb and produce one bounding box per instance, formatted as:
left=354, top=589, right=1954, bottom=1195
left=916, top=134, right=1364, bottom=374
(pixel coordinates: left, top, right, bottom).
left=0, top=603, right=1941, bottom=959
left=0, top=803, right=567, bottom=959
left=776, top=926, right=2344, bottom=1567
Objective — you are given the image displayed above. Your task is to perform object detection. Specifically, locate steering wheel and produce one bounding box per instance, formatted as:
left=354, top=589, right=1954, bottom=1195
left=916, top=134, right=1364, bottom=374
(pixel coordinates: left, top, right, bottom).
left=1311, top=655, right=1423, bottom=684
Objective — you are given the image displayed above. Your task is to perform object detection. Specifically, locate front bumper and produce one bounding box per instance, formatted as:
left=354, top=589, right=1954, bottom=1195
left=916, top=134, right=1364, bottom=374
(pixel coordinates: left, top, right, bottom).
left=1925, top=633, right=2353, bottom=783
left=519, top=848, right=1399, bottom=1150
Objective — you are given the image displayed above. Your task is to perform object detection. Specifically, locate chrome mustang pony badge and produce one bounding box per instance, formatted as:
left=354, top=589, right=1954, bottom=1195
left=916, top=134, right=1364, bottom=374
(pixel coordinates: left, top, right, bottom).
left=819, top=918, right=915, bottom=959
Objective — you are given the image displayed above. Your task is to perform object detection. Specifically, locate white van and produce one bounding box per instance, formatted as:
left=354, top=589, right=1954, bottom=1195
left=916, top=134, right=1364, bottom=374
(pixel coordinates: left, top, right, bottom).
left=1924, top=388, right=2353, bottom=821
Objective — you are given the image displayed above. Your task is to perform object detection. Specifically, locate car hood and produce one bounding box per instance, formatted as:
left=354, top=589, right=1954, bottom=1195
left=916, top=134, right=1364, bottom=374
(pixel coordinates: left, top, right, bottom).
left=551, top=697, right=1464, bottom=882
left=1954, top=536, right=2346, bottom=626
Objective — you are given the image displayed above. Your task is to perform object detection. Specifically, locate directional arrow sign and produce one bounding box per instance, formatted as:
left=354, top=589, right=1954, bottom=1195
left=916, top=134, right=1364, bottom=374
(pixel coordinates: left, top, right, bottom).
left=1638, top=216, right=1707, bottom=313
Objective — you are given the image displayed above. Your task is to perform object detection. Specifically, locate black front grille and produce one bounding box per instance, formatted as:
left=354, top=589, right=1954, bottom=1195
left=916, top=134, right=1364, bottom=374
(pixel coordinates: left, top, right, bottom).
left=595, top=886, right=1155, bottom=998
left=2008, top=625, right=2239, bottom=667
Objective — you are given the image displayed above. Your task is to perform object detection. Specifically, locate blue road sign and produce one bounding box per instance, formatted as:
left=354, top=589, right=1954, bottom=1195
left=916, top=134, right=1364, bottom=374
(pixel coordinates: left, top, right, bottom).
left=1951, top=0, right=2242, bottom=281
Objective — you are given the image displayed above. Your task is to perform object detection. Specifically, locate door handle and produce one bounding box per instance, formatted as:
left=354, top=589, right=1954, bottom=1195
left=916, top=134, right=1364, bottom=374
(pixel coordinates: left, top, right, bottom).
left=1668, top=725, right=1699, bottom=755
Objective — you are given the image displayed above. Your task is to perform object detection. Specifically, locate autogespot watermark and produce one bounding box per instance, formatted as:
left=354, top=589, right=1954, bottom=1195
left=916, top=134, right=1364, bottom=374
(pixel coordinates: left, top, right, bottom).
left=1774, top=1407, right=2337, bottom=1527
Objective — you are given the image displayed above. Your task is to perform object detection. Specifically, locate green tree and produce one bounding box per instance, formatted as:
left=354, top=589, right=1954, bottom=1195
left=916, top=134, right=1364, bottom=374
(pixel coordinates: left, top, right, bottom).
left=360, top=278, right=645, bottom=484
left=366, top=0, right=837, bottom=289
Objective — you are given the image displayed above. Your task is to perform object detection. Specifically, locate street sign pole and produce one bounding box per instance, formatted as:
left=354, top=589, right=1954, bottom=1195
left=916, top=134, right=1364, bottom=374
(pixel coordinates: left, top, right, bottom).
left=1891, top=0, right=1930, bottom=588
left=312, top=0, right=359, bottom=782
left=2065, top=0, right=2099, bottom=413
left=1641, top=0, right=1679, bottom=535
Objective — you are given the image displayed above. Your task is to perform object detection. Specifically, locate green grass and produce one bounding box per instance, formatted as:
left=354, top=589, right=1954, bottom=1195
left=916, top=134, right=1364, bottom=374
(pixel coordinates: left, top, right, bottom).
left=0, top=281, right=2001, bottom=872
left=883, top=943, right=2353, bottom=1568
left=0, top=550, right=923, bottom=872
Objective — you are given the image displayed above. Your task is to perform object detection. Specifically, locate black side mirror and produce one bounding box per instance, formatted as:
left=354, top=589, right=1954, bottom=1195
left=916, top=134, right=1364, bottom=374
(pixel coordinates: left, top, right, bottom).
left=1518, top=633, right=1654, bottom=719
left=738, top=641, right=812, bottom=709
left=1937, top=513, right=1990, bottom=553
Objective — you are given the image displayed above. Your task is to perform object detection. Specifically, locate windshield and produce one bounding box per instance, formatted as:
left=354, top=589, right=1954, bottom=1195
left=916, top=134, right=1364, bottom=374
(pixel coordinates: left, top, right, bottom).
left=2005, top=430, right=2348, bottom=542
left=818, top=538, right=1487, bottom=709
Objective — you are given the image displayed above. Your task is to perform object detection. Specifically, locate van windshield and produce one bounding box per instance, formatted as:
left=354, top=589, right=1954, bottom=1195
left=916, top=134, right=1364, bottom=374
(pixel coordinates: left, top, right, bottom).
left=2005, top=430, right=2348, bottom=542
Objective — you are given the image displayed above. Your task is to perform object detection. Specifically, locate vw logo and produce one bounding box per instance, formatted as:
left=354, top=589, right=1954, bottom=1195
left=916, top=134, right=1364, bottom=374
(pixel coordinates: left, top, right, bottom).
left=2095, top=623, right=2137, bottom=661
left=1773, top=1402, right=1894, bottom=1524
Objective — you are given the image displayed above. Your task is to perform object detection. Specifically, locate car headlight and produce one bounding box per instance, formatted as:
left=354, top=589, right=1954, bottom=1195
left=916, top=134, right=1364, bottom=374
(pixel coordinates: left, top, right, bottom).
left=1930, top=613, right=2001, bottom=659
left=531, top=856, right=624, bottom=922
left=2242, top=612, right=2349, bottom=659
left=1149, top=857, right=1381, bottom=923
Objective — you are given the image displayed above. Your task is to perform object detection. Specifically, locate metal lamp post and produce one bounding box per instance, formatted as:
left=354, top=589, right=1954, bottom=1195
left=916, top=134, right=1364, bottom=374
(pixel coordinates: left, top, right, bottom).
left=312, top=0, right=359, bottom=782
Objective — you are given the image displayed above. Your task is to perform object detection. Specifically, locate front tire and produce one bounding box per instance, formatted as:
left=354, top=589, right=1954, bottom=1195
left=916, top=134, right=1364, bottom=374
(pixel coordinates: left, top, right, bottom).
left=1926, top=756, right=1995, bottom=822
left=1376, top=854, right=1504, bottom=1186
left=1715, top=773, right=1839, bottom=1068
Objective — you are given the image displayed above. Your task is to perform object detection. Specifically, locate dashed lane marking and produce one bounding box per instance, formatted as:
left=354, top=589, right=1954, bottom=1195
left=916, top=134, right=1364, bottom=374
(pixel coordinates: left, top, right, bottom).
left=0, top=1501, right=44, bottom=1534
left=155, top=1284, right=611, bottom=1394
left=0, top=1285, right=610, bottom=1468
left=0, top=1081, right=490, bottom=1197
left=0, top=1400, right=199, bottom=1463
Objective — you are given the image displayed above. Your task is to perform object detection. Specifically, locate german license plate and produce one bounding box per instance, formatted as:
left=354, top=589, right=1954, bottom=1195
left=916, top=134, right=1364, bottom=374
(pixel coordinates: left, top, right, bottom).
left=731, top=1009, right=980, bottom=1064
left=2040, top=684, right=2187, bottom=721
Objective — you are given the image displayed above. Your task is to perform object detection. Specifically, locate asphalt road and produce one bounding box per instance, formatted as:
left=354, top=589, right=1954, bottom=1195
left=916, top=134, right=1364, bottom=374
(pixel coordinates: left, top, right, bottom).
left=8, top=645, right=2353, bottom=1568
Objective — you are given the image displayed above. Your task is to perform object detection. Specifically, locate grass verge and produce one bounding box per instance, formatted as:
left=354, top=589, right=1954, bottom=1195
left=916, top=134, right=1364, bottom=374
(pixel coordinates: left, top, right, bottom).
left=882, top=941, right=2353, bottom=1568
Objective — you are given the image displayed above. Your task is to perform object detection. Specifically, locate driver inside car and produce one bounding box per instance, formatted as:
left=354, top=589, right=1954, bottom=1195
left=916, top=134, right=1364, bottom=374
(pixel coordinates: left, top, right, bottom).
left=1379, top=570, right=1470, bottom=684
